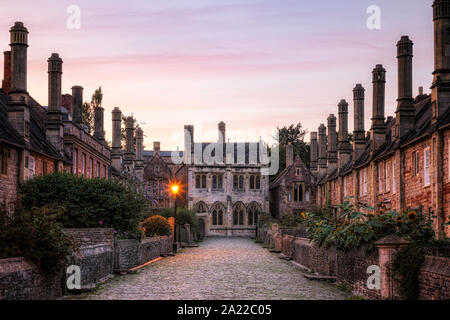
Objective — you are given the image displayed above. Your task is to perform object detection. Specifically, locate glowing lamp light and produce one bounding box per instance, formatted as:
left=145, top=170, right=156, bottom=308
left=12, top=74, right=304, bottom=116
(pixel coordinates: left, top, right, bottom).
left=170, top=184, right=179, bottom=195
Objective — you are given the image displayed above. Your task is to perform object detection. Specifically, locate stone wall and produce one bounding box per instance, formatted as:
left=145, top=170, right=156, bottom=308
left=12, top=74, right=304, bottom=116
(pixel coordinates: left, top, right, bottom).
left=0, top=229, right=172, bottom=300
left=259, top=224, right=450, bottom=300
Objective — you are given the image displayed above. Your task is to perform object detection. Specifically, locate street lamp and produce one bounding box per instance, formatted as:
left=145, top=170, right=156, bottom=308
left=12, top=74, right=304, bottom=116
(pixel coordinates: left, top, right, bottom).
left=170, top=182, right=180, bottom=253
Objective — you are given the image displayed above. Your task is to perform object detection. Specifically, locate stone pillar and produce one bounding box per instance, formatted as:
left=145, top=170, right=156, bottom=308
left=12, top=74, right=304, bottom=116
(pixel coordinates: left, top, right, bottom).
left=71, top=86, right=83, bottom=124
left=184, top=125, right=194, bottom=165
left=124, top=116, right=135, bottom=172
left=111, top=107, right=122, bottom=171
left=286, top=142, right=294, bottom=167
left=94, top=105, right=105, bottom=143
left=395, top=36, right=415, bottom=138
left=9, top=22, right=28, bottom=94
left=7, top=23, right=30, bottom=144
left=431, top=0, right=450, bottom=123
left=370, top=64, right=387, bottom=151
left=338, top=99, right=351, bottom=170
left=310, top=132, right=318, bottom=176
left=218, top=121, right=226, bottom=143
left=135, top=127, right=144, bottom=182
left=46, top=53, right=64, bottom=154
left=327, top=114, right=337, bottom=176
left=2, top=51, right=11, bottom=93
left=353, top=84, right=366, bottom=161
left=318, top=124, right=327, bottom=178
left=375, top=235, right=409, bottom=300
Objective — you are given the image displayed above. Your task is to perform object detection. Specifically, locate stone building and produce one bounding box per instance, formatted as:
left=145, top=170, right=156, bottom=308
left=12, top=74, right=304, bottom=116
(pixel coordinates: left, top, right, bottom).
left=311, top=0, right=450, bottom=239
left=0, top=21, right=111, bottom=210
left=184, top=122, right=270, bottom=237
left=269, top=143, right=317, bottom=218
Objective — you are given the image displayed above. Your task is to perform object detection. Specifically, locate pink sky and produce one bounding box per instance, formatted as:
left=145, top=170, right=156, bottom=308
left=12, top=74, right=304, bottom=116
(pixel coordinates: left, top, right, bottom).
left=0, top=0, right=434, bottom=150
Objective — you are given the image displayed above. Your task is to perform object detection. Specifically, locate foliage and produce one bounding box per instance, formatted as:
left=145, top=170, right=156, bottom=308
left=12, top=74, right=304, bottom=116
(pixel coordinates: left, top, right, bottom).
left=140, top=215, right=172, bottom=237
left=392, top=244, right=426, bottom=300
left=149, top=207, right=199, bottom=235
left=301, top=200, right=435, bottom=252
left=82, top=86, right=103, bottom=134
left=272, top=123, right=310, bottom=182
left=257, top=212, right=274, bottom=228
left=0, top=204, right=75, bottom=274
left=279, top=213, right=305, bottom=228
left=19, top=172, right=147, bottom=239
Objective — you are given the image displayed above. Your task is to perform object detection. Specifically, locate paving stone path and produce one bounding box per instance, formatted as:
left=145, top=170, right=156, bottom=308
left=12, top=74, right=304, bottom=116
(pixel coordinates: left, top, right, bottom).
left=84, top=237, right=350, bottom=300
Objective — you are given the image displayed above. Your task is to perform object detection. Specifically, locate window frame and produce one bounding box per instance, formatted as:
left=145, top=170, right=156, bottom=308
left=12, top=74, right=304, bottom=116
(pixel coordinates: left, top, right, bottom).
left=424, top=147, right=431, bottom=187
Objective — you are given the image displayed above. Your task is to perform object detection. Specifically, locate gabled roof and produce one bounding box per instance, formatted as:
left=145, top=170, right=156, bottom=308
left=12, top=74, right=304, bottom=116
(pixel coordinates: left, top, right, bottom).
left=270, top=155, right=314, bottom=189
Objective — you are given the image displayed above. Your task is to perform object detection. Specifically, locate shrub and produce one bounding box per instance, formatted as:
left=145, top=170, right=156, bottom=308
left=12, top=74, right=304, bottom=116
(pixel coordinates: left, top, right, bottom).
left=301, top=201, right=436, bottom=252
left=257, top=212, right=274, bottom=228
left=150, top=207, right=199, bottom=235
left=140, top=215, right=172, bottom=237
left=19, top=173, right=147, bottom=239
left=0, top=204, right=75, bottom=274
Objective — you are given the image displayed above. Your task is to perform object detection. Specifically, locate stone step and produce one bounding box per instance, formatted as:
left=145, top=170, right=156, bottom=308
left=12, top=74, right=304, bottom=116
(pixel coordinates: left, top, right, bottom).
left=303, top=274, right=337, bottom=282
left=278, top=253, right=292, bottom=261
left=290, top=261, right=312, bottom=273
left=269, top=249, right=281, bottom=253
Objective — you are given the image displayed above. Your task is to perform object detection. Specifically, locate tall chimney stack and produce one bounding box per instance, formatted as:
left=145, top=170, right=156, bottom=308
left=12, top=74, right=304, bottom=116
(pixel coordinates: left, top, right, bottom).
left=124, top=116, right=135, bottom=172
left=286, top=142, right=294, bottom=167
left=370, top=64, right=387, bottom=151
left=7, top=22, right=30, bottom=143
left=46, top=53, right=64, bottom=154
left=94, top=105, right=105, bottom=143
left=431, top=0, right=450, bottom=122
left=353, top=84, right=366, bottom=161
left=72, top=86, right=83, bottom=124
left=310, top=132, right=318, bottom=176
left=327, top=114, right=337, bottom=175
left=9, top=22, right=28, bottom=94
left=135, top=127, right=144, bottom=181
left=338, top=99, right=351, bottom=169
left=184, top=125, right=194, bottom=165
left=395, top=36, right=415, bottom=138
left=2, top=51, right=11, bottom=93
left=111, top=107, right=122, bottom=171
left=318, top=124, right=327, bottom=178
left=218, top=121, right=226, bottom=143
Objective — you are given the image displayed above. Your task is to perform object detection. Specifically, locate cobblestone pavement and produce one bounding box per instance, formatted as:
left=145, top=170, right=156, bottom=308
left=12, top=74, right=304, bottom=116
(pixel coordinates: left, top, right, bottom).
left=84, top=237, right=350, bottom=300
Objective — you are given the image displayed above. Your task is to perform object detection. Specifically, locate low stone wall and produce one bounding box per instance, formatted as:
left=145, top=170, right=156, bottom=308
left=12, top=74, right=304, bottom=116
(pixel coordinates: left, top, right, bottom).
left=0, top=257, right=63, bottom=300
left=259, top=224, right=450, bottom=300
left=419, top=255, right=450, bottom=300
left=0, top=229, right=172, bottom=300
left=114, top=236, right=172, bottom=273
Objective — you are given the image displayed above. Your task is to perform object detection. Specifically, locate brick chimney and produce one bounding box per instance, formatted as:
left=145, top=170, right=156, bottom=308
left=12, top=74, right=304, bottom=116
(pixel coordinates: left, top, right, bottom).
left=2, top=51, right=11, bottom=93
left=310, top=132, right=318, bottom=176
left=395, top=36, right=415, bottom=138
left=111, top=107, right=122, bottom=171
left=286, top=142, right=294, bottom=168
left=71, top=86, right=83, bottom=124
left=370, top=64, right=387, bottom=151
left=135, top=127, right=144, bottom=181
left=94, top=105, right=105, bottom=143
left=431, top=0, right=450, bottom=123
left=338, top=99, right=351, bottom=170
left=327, top=114, right=337, bottom=175
left=46, top=53, right=64, bottom=154
left=184, top=125, right=194, bottom=165
left=124, top=116, right=135, bottom=172
left=218, top=121, right=226, bottom=143
left=353, top=84, right=366, bottom=161
left=318, top=124, right=327, bottom=178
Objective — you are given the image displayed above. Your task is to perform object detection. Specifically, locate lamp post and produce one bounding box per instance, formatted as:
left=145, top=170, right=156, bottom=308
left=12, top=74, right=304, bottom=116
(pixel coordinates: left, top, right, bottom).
left=170, top=184, right=179, bottom=253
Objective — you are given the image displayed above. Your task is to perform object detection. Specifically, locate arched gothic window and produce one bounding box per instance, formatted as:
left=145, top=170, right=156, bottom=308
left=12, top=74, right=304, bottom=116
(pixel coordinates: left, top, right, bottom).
left=211, top=202, right=225, bottom=226
left=232, top=202, right=245, bottom=225
left=247, top=202, right=262, bottom=226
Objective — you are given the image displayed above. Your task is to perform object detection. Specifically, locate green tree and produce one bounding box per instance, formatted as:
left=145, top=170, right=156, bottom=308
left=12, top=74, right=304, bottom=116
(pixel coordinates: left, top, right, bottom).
left=82, top=86, right=103, bottom=134
left=272, top=123, right=310, bottom=182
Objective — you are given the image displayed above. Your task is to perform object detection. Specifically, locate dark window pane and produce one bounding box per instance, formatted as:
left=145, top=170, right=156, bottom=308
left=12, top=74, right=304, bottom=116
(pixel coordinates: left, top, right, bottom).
left=218, top=175, right=223, bottom=189
left=239, top=210, right=244, bottom=225
left=202, top=175, right=207, bottom=188
left=299, top=184, right=303, bottom=202
left=212, top=175, right=217, bottom=189
left=250, top=175, right=255, bottom=189
left=233, top=175, right=238, bottom=189
left=218, top=211, right=223, bottom=225
left=294, top=185, right=298, bottom=202
left=196, top=175, right=200, bottom=188
left=256, top=176, right=260, bottom=189
left=248, top=210, right=253, bottom=225
left=233, top=210, right=238, bottom=225
left=239, top=176, right=244, bottom=189
left=212, top=210, right=217, bottom=225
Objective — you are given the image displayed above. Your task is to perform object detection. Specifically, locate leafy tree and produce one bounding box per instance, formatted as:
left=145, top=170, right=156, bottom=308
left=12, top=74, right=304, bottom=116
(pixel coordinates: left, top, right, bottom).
left=19, top=172, right=147, bottom=239
left=82, top=86, right=103, bottom=134
left=272, top=123, right=310, bottom=182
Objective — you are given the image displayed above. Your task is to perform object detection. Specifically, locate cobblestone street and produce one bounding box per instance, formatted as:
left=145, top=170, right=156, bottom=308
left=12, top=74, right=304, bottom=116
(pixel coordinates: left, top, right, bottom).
left=83, top=237, right=349, bottom=300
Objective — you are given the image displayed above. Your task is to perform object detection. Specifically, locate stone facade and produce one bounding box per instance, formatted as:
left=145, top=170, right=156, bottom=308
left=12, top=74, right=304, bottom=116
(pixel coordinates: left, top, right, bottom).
left=185, top=122, right=270, bottom=237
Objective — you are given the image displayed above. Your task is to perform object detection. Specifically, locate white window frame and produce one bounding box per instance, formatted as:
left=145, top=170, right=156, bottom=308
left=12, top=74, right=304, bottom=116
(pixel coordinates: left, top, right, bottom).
left=424, top=147, right=431, bottom=186
left=363, top=168, right=368, bottom=195
left=73, top=149, right=77, bottom=175
left=29, top=156, right=35, bottom=178
left=392, top=161, right=397, bottom=194
left=378, top=162, right=383, bottom=194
